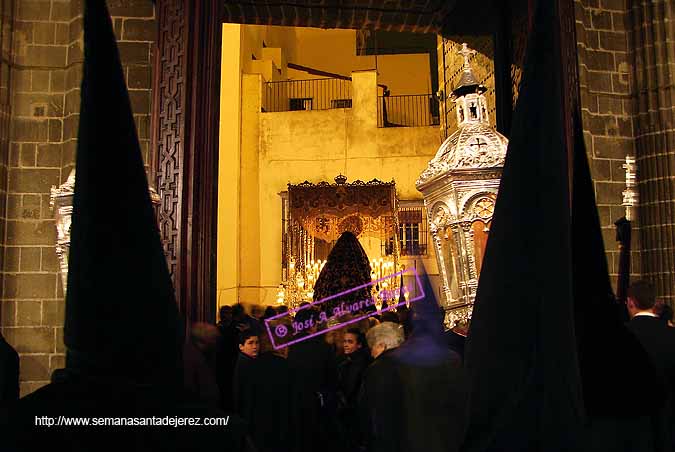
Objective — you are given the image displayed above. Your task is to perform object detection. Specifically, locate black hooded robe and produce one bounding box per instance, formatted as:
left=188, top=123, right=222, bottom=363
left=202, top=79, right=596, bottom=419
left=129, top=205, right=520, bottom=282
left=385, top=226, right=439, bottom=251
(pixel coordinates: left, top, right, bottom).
left=0, top=334, right=19, bottom=405
left=287, top=335, right=338, bottom=452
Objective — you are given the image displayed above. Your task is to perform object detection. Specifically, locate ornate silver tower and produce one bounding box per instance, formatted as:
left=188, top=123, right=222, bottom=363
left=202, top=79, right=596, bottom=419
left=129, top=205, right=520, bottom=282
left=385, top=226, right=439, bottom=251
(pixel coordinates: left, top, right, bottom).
left=416, top=43, right=509, bottom=328
left=50, top=169, right=160, bottom=295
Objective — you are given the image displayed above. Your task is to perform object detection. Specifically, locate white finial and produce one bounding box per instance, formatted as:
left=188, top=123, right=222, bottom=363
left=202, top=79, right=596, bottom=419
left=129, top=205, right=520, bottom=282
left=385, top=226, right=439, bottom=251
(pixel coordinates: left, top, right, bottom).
left=458, top=43, right=476, bottom=70
left=622, top=155, right=638, bottom=221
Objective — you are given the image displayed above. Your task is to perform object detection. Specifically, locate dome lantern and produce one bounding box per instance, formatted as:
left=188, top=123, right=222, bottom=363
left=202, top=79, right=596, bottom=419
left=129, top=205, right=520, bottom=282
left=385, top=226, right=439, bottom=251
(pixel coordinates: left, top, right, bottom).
left=416, top=43, right=509, bottom=329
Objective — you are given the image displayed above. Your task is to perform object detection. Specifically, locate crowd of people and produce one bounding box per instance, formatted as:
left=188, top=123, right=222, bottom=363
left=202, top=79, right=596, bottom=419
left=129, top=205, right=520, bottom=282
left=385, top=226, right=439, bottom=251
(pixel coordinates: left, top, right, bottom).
left=182, top=301, right=422, bottom=452
left=0, top=279, right=673, bottom=451
left=172, top=279, right=675, bottom=452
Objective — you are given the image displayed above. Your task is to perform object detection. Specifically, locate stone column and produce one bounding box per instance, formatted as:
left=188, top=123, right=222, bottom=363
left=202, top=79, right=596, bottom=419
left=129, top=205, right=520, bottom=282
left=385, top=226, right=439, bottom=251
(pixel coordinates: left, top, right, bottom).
left=628, top=0, right=675, bottom=304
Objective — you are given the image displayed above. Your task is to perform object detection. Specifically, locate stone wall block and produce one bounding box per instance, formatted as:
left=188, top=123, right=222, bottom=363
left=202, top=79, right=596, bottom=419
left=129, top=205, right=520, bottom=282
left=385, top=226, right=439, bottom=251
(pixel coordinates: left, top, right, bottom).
left=128, top=90, right=149, bottom=114
left=584, top=49, right=615, bottom=71
left=611, top=73, right=629, bottom=94
left=584, top=30, right=600, bottom=49
left=599, top=31, right=626, bottom=51
left=11, top=118, right=48, bottom=141
left=117, top=41, right=149, bottom=65
left=135, top=114, right=149, bottom=140
left=33, top=22, right=55, bottom=45
left=9, top=168, right=59, bottom=193
left=593, top=136, right=633, bottom=159
left=12, top=71, right=31, bottom=93
left=4, top=246, right=20, bottom=272
left=31, top=71, right=49, bottom=92
left=64, top=89, right=80, bottom=116
left=55, top=23, right=68, bottom=45
left=39, top=194, right=52, bottom=219
left=19, top=143, right=36, bottom=167
left=6, top=220, right=56, bottom=246
left=610, top=158, right=628, bottom=181
left=19, top=246, right=41, bottom=271
left=588, top=71, right=612, bottom=93
left=41, top=246, right=58, bottom=272
left=11, top=273, right=56, bottom=299
left=62, top=114, right=78, bottom=140
left=49, top=354, right=64, bottom=373
left=596, top=181, right=625, bottom=204
left=55, top=327, right=64, bottom=353
left=17, top=0, right=51, bottom=21
left=49, top=70, right=65, bottom=93
left=597, top=95, right=623, bottom=114
left=60, top=139, right=76, bottom=167
left=601, top=227, right=617, bottom=255
left=591, top=10, right=613, bottom=30
left=67, top=41, right=83, bottom=65
left=21, top=194, right=41, bottom=219
left=12, top=92, right=48, bottom=117
left=16, top=300, right=42, bottom=326
left=48, top=118, right=62, bottom=142
left=42, top=299, right=64, bottom=326
left=17, top=45, right=67, bottom=67
left=9, top=326, right=54, bottom=353
left=597, top=205, right=611, bottom=226
left=20, top=354, right=50, bottom=380
left=47, top=94, right=64, bottom=117
left=122, top=18, right=155, bottom=41
left=592, top=158, right=611, bottom=180
left=65, top=64, right=82, bottom=90
left=581, top=111, right=609, bottom=135
left=13, top=21, right=33, bottom=46
left=616, top=116, right=632, bottom=137
left=105, top=0, right=155, bottom=18
left=36, top=142, right=61, bottom=168
left=50, top=0, right=69, bottom=21
left=600, top=0, right=625, bottom=12
left=127, top=65, right=150, bottom=89
left=1, top=301, right=17, bottom=326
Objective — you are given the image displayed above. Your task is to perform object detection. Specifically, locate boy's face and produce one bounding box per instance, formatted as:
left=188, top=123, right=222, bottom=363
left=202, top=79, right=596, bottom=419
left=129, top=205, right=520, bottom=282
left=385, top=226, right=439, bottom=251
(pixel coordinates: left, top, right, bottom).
left=343, top=333, right=361, bottom=355
left=239, top=336, right=259, bottom=358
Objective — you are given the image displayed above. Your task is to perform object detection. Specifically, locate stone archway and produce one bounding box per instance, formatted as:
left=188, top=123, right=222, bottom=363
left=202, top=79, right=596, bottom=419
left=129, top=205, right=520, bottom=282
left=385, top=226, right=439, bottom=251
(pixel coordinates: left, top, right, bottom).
left=151, top=0, right=580, bottom=322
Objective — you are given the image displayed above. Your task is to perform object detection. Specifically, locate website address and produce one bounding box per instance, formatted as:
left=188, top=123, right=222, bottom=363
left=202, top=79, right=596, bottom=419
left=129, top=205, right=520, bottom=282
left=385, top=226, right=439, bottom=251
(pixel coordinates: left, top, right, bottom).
left=34, top=415, right=230, bottom=427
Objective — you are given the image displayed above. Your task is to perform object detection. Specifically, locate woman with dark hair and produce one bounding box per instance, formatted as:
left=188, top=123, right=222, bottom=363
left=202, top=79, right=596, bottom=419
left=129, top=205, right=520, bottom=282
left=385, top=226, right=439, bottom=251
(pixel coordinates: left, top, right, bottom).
left=337, top=328, right=371, bottom=451
left=263, top=306, right=278, bottom=320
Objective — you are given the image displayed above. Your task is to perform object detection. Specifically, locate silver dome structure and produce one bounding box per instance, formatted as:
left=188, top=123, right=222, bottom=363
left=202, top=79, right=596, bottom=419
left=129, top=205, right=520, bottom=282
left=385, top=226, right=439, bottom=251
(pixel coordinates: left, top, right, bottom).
left=416, top=43, right=509, bottom=328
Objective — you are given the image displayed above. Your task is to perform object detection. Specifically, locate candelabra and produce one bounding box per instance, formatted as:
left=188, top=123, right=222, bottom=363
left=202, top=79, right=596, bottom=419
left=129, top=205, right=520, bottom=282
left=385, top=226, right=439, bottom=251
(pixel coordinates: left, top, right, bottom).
left=277, top=257, right=326, bottom=310
left=369, top=257, right=407, bottom=310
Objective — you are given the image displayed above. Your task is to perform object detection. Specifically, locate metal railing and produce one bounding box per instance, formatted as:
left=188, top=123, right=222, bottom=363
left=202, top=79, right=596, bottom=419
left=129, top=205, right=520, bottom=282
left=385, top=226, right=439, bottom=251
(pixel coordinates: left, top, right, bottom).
left=262, top=78, right=352, bottom=112
left=377, top=94, right=440, bottom=127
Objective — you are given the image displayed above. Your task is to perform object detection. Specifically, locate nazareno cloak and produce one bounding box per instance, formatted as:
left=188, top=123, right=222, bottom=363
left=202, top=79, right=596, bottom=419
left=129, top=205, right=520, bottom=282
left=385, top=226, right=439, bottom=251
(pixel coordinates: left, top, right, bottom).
left=0, top=332, right=19, bottom=405
left=2, top=1, right=247, bottom=450
left=462, top=1, right=667, bottom=451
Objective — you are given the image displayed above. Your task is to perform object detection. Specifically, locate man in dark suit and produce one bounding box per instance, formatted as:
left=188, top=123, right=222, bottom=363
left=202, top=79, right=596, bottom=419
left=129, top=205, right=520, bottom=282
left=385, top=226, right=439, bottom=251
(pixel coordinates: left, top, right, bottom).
left=0, top=331, right=19, bottom=404
left=287, top=308, right=338, bottom=452
left=626, top=280, right=675, bottom=451
left=359, top=322, right=406, bottom=452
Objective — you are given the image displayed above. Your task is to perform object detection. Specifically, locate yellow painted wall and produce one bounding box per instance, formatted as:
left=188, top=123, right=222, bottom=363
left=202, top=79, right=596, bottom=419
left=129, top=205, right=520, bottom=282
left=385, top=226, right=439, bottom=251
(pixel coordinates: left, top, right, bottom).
left=256, top=71, right=441, bottom=305
left=219, top=27, right=442, bottom=308
left=217, top=24, right=243, bottom=308
left=241, top=26, right=432, bottom=96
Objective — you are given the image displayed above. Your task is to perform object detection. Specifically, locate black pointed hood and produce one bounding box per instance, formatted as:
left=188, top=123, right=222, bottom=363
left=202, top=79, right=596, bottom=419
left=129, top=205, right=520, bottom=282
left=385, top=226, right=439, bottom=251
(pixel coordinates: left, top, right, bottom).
left=312, top=232, right=372, bottom=314
left=461, top=0, right=584, bottom=450
left=63, top=0, right=181, bottom=384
